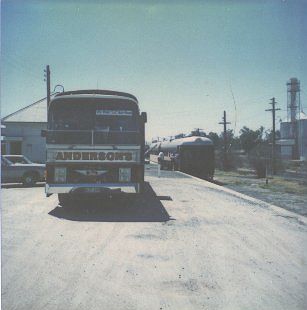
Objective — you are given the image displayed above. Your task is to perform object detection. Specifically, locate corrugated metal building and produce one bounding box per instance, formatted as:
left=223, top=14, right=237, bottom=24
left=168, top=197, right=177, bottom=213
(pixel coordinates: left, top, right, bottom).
left=297, top=114, right=307, bottom=160
left=278, top=112, right=307, bottom=160
left=1, top=97, right=48, bottom=163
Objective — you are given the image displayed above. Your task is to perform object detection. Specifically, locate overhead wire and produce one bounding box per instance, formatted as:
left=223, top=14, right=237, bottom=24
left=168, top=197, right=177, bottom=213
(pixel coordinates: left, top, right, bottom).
left=3, top=52, right=50, bottom=85
left=229, top=80, right=237, bottom=137
left=4, top=57, right=44, bottom=83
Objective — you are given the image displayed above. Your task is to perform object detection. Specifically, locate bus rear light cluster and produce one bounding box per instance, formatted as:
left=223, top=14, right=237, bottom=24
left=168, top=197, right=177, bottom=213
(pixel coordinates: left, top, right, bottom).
left=118, top=168, right=131, bottom=182
left=54, top=167, right=67, bottom=183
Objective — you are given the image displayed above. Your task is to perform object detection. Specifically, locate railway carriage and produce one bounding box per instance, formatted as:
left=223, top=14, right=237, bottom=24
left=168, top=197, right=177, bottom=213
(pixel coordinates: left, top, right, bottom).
left=153, top=136, right=215, bottom=179
left=151, top=136, right=214, bottom=179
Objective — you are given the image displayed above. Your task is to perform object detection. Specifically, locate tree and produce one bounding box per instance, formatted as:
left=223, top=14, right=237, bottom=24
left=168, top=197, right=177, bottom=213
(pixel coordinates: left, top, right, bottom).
left=207, top=132, right=220, bottom=148
left=265, top=129, right=280, bottom=143
left=208, top=130, right=240, bottom=150
left=239, top=126, right=264, bottom=154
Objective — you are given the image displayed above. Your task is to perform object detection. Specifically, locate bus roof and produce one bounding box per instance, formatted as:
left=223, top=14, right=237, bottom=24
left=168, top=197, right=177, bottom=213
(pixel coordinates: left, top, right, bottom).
left=55, top=90, right=138, bottom=103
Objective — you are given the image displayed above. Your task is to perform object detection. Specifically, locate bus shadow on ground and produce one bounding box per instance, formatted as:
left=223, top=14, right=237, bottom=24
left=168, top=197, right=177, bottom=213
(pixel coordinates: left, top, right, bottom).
left=48, top=182, right=173, bottom=222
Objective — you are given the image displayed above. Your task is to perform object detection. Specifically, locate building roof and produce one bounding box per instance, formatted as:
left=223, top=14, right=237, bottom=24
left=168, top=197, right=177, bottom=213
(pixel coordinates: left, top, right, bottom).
left=280, top=112, right=307, bottom=123
left=1, top=97, right=48, bottom=123
left=299, top=111, right=307, bottom=120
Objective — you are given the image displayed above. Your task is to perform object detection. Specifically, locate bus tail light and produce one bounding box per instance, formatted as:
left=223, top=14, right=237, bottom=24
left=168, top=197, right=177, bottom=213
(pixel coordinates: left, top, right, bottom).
left=54, top=167, right=67, bottom=183
left=119, top=168, right=131, bottom=182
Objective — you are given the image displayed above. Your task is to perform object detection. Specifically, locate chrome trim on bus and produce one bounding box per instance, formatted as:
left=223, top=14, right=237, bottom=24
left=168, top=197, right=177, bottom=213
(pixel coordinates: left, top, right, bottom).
left=51, top=94, right=138, bottom=104
left=46, top=144, right=141, bottom=150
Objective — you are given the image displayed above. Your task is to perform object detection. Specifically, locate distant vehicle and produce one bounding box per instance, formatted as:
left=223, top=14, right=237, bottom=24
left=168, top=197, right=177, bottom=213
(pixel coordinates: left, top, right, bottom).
left=1, top=155, right=45, bottom=186
left=150, top=135, right=215, bottom=179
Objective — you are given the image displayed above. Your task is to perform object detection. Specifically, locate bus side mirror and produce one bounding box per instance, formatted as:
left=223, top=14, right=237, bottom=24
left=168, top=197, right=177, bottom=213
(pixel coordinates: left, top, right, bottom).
left=141, top=112, right=147, bottom=123
left=41, top=129, right=47, bottom=137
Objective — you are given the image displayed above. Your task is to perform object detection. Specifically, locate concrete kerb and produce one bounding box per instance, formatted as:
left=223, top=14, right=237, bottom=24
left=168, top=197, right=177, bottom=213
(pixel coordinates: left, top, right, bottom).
left=165, top=167, right=307, bottom=225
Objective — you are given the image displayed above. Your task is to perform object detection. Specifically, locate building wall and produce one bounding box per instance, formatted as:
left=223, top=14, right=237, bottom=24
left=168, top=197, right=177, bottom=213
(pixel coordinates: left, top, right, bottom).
left=279, top=119, right=307, bottom=160
left=2, top=122, right=46, bottom=163
left=298, top=119, right=307, bottom=160
left=280, top=121, right=295, bottom=159
left=280, top=122, right=293, bottom=139
left=280, top=145, right=292, bottom=158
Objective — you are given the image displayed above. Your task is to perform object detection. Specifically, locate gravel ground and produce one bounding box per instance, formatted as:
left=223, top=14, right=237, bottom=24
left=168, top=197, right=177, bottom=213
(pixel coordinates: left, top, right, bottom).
left=214, top=170, right=307, bottom=217
left=1, top=164, right=307, bottom=310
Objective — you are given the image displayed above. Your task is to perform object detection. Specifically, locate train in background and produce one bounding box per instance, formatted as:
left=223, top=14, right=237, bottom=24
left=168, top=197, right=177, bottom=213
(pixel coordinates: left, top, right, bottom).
left=148, top=131, right=215, bottom=179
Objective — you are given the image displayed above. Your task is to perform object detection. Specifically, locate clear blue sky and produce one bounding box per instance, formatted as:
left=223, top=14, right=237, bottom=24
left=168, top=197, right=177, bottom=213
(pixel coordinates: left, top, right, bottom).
left=1, top=0, right=306, bottom=140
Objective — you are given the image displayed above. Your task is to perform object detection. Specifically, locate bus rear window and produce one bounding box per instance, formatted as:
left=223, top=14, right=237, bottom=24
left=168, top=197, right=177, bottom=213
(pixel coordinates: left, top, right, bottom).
left=49, top=101, right=139, bottom=132
left=95, top=109, right=137, bottom=131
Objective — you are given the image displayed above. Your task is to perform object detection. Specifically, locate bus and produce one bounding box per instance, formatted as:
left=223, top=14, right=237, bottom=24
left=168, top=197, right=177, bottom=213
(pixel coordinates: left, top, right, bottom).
left=43, top=90, right=147, bottom=205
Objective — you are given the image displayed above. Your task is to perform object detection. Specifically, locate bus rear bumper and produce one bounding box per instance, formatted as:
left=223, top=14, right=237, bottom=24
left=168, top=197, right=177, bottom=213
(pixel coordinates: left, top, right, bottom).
left=46, top=183, right=140, bottom=194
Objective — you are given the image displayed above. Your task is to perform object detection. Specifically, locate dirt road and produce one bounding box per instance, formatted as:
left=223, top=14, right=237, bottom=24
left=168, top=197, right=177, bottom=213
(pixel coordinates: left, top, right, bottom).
left=2, top=165, right=306, bottom=309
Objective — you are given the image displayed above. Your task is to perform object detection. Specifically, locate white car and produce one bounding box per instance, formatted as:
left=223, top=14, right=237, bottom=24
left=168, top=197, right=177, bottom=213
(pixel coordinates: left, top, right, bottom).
left=1, top=155, right=45, bottom=186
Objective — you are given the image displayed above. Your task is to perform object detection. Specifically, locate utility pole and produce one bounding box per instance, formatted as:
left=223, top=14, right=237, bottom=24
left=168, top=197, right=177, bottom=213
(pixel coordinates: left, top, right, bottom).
left=44, top=65, right=51, bottom=108
left=219, top=110, right=231, bottom=170
left=265, top=97, right=280, bottom=174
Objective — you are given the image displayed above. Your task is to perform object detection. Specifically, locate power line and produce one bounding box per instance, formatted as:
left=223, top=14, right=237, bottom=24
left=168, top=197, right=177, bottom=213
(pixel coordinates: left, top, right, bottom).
left=4, top=55, right=43, bottom=80
left=229, top=80, right=237, bottom=136
left=219, top=111, right=231, bottom=170
left=265, top=97, right=280, bottom=174
left=44, top=65, right=51, bottom=108
left=4, top=59, right=43, bottom=82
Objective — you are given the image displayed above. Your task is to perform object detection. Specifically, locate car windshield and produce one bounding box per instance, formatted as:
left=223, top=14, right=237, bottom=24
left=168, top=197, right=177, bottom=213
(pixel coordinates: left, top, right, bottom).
left=1, top=157, right=9, bottom=165
left=6, top=156, right=31, bottom=164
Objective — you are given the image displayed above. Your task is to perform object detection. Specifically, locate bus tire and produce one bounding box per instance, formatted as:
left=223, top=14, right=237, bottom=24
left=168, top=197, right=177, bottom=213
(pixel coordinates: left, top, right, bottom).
left=58, top=193, right=72, bottom=207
